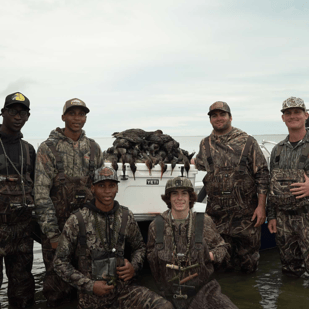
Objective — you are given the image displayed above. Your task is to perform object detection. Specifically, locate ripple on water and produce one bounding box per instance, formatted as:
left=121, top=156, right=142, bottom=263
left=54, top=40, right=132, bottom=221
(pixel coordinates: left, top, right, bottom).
left=1, top=246, right=309, bottom=309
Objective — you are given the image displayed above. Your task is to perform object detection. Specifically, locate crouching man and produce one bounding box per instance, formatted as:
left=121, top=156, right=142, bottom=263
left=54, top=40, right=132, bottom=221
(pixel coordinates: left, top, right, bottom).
left=147, top=177, right=238, bottom=309
left=54, top=166, right=173, bottom=309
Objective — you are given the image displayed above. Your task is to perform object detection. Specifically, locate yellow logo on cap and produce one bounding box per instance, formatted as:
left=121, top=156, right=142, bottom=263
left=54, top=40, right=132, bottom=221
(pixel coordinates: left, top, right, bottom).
left=13, top=93, right=25, bottom=102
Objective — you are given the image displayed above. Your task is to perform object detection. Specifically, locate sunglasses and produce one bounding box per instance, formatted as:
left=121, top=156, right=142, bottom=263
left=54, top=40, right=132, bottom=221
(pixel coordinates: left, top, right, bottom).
left=5, top=108, right=29, bottom=118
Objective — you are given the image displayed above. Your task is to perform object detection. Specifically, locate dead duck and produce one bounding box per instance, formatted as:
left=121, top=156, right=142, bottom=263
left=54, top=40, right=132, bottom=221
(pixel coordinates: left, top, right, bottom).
left=159, top=161, right=168, bottom=180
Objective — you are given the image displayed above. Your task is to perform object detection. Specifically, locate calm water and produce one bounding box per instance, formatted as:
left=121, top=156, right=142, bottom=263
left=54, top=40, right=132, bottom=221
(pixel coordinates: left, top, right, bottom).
left=26, top=133, right=287, bottom=153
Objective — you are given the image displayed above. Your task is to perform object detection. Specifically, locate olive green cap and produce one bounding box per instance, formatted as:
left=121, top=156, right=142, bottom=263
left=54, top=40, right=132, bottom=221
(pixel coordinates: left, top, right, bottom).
left=165, top=177, right=194, bottom=194
left=281, top=97, right=306, bottom=113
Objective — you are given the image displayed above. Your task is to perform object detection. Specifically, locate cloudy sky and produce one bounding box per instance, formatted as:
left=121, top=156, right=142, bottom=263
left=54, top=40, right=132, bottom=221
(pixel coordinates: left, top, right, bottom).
left=1, top=0, right=308, bottom=140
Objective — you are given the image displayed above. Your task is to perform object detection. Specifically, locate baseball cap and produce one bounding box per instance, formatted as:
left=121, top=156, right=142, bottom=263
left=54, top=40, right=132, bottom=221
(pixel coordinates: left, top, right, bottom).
left=165, top=177, right=194, bottom=194
left=208, top=101, right=231, bottom=116
left=93, top=166, right=119, bottom=184
left=281, top=97, right=306, bottom=113
left=4, top=92, right=30, bottom=110
left=63, top=98, right=90, bottom=115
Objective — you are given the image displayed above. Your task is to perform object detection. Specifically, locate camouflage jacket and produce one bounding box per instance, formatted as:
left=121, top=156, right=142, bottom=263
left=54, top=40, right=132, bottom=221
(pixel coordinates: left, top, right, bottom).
left=34, top=128, right=103, bottom=239
left=0, top=129, right=36, bottom=223
left=147, top=210, right=230, bottom=296
left=267, top=130, right=309, bottom=220
left=195, top=127, right=269, bottom=196
left=53, top=201, right=145, bottom=306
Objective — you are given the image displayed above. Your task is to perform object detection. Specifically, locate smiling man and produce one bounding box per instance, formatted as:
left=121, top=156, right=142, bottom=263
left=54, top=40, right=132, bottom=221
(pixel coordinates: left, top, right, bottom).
left=268, top=97, right=309, bottom=277
left=0, top=92, right=36, bottom=308
left=54, top=166, right=173, bottom=309
left=193, top=101, right=269, bottom=273
left=34, top=98, right=103, bottom=307
left=147, top=177, right=237, bottom=309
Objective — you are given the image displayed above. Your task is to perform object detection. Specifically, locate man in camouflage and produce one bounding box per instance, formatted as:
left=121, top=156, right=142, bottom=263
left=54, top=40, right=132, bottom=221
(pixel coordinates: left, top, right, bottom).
left=0, top=92, right=36, bottom=308
left=147, top=177, right=237, bottom=309
left=34, top=98, right=103, bottom=306
left=54, top=166, right=173, bottom=309
left=193, top=101, right=269, bottom=273
left=268, top=97, right=309, bottom=277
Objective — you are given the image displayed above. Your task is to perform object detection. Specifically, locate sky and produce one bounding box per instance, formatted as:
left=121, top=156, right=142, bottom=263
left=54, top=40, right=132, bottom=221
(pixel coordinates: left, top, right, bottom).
left=1, top=0, right=309, bottom=139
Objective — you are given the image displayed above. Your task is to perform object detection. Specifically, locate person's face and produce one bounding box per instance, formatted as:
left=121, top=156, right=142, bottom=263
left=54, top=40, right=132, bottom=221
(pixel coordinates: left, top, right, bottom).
left=282, top=108, right=308, bottom=131
left=170, top=189, right=190, bottom=213
left=91, top=180, right=118, bottom=209
left=62, top=107, right=87, bottom=133
left=1, top=103, right=30, bottom=135
left=209, top=110, right=232, bottom=134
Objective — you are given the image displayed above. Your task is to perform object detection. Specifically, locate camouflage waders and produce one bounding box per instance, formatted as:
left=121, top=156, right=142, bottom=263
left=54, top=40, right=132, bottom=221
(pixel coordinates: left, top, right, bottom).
left=268, top=143, right=309, bottom=210
left=0, top=141, right=35, bottom=308
left=147, top=211, right=237, bottom=309
left=269, top=141, right=309, bottom=276
left=41, top=141, right=96, bottom=306
left=275, top=209, right=309, bottom=276
left=203, top=136, right=260, bottom=273
left=54, top=203, right=172, bottom=309
left=212, top=216, right=260, bottom=273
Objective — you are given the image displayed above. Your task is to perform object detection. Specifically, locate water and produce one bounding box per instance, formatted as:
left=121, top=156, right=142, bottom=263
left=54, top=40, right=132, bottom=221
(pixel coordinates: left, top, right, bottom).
left=3, top=133, right=308, bottom=309
left=1, top=243, right=309, bottom=308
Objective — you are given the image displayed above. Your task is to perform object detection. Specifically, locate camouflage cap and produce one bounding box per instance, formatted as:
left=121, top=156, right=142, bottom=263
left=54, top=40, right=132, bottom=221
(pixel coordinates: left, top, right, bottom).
left=93, top=166, right=119, bottom=184
left=4, top=92, right=30, bottom=110
left=63, top=98, right=90, bottom=115
left=281, top=97, right=306, bottom=113
left=165, top=177, right=194, bottom=194
left=208, top=101, right=231, bottom=116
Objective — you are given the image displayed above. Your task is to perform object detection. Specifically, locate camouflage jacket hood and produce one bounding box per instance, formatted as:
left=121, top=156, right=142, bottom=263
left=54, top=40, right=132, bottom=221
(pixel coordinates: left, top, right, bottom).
left=210, top=127, right=245, bottom=144
left=147, top=210, right=230, bottom=296
left=85, top=199, right=119, bottom=216
left=47, top=127, right=86, bottom=143
left=0, top=125, right=24, bottom=143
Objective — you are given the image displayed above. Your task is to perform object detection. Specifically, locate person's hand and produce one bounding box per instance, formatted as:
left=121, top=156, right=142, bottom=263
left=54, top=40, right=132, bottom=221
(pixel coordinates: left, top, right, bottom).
left=116, top=259, right=135, bottom=282
left=209, top=252, right=214, bottom=261
left=251, top=205, right=266, bottom=227
left=93, top=281, right=114, bottom=296
left=50, top=242, right=58, bottom=249
left=268, top=219, right=277, bottom=234
left=290, top=173, right=309, bottom=199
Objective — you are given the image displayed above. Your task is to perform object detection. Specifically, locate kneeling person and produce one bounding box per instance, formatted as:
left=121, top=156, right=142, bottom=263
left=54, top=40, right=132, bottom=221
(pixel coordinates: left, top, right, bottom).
left=147, top=177, right=238, bottom=309
left=54, top=166, right=172, bottom=309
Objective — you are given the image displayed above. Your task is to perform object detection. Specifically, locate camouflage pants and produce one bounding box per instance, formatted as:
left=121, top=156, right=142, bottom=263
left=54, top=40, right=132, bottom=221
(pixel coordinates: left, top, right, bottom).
left=78, top=283, right=173, bottom=309
left=41, top=233, right=77, bottom=306
left=0, top=219, right=35, bottom=308
left=276, top=210, right=309, bottom=277
left=212, top=215, right=261, bottom=273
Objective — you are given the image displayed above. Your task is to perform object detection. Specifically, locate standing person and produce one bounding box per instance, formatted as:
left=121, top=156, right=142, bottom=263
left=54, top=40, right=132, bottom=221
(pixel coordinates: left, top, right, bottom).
left=0, top=92, right=36, bottom=308
left=34, top=98, right=103, bottom=307
left=147, top=177, right=237, bottom=309
left=268, top=97, right=309, bottom=277
left=54, top=166, right=173, bottom=309
left=194, top=101, right=269, bottom=273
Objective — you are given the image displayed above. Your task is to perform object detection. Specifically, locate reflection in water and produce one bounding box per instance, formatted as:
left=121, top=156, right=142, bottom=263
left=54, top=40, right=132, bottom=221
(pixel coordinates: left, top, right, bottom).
left=255, top=255, right=282, bottom=309
left=1, top=245, right=309, bottom=308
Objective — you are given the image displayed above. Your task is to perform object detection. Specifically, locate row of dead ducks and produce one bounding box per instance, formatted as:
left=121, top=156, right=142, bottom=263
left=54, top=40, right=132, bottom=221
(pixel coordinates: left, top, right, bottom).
left=103, top=129, right=195, bottom=180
